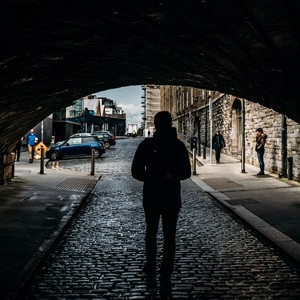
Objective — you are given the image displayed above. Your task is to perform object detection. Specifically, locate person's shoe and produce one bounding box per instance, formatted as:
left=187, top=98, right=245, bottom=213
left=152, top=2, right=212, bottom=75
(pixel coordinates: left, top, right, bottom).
left=257, top=172, right=265, bottom=175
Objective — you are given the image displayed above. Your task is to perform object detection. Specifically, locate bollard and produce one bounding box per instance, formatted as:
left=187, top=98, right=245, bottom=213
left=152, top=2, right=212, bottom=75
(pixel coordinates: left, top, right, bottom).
left=40, top=146, right=44, bottom=174
left=91, top=149, right=95, bottom=176
left=192, top=148, right=197, bottom=175
left=287, top=157, right=293, bottom=180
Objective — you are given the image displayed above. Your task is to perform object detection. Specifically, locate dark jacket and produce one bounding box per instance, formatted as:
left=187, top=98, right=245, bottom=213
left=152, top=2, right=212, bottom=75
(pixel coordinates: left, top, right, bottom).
left=255, top=133, right=267, bottom=152
left=131, top=127, right=191, bottom=211
left=212, top=133, right=225, bottom=150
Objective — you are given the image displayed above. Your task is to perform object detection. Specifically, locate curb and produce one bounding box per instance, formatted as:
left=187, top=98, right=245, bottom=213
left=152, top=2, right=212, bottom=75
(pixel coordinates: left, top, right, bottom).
left=191, top=175, right=300, bottom=265
left=12, top=176, right=100, bottom=300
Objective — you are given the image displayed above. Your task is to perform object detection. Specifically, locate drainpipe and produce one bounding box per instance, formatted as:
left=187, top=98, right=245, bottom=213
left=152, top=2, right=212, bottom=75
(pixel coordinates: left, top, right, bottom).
left=195, top=115, right=201, bottom=156
left=209, top=96, right=213, bottom=165
left=203, top=91, right=208, bottom=159
left=241, top=99, right=246, bottom=173
left=280, top=114, right=287, bottom=178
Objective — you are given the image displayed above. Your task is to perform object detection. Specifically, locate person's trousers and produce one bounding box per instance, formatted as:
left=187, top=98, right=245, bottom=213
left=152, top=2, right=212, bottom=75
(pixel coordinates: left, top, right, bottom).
left=257, top=150, right=265, bottom=173
left=15, top=145, right=21, bottom=161
left=28, top=145, right=36, bottom=160
left=215, top=148, right=221, bottom=162
left=144, top=209, right=179, bottom=278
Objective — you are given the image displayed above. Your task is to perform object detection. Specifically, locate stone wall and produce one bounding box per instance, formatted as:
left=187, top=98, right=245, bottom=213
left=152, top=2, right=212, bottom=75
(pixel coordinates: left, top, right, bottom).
left=216, top=97, right=300, bottom=181
left=160, top=85, right=300, bottom=181
left=243, top=101, right=300, bottom=180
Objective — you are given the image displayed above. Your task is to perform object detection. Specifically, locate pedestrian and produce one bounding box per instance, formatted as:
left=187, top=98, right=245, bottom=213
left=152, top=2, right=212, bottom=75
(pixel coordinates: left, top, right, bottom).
left=14, top=136, right=24, bottom=161
left=26, top=129, right=39, bottom=163
left=255, top=127, right=267, bottom=175
left=131, top=111, right=191, bottom=296
left=212, top=130, right=226, bottom=164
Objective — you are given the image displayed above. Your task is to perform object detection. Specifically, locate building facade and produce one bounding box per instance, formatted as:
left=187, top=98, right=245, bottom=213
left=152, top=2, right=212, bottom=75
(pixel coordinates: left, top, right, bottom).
left=160, top=86, right=300, bottom=181
left=143, top=85, right=161, bottom=135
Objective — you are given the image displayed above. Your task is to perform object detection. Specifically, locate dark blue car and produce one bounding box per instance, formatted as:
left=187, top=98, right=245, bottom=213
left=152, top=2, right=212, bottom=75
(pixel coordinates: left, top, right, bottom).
left=46, top=133, right=106, bottom=161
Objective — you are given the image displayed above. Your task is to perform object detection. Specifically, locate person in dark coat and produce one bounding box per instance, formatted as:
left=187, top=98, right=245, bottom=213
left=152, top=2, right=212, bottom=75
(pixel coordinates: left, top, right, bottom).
left=131, top=111, right=191, bottom=294
left=212, top=130, right=226, bottom=164
left=14, top=136, right=24, bottom=161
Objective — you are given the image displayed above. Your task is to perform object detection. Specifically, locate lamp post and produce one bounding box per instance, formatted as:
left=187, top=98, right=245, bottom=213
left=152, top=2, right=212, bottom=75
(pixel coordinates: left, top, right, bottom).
left=209, top=96, right=213, bottom=165
left=241, top=99, right=246, bottom=173
left=203, top=92, right=208, bottom=159
left=195, top=116, right=201, bottom=156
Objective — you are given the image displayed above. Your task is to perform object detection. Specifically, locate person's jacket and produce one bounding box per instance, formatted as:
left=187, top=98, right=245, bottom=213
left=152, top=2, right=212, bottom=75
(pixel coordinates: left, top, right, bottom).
left=131, top=127, right=191, bottom=211
left=26, top=133, right=39, bottom=146
left=255, top=133, right=267, bottom=152
left=212, top=133, right=225, bottom=150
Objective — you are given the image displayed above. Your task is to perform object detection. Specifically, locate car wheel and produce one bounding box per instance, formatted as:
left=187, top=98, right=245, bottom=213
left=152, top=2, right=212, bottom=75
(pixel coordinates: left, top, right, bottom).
left=104, top=142, right=110, bottom=149
left=93, top=149, right=100, bottom=158
left=50, top=151, right=60, bottom=161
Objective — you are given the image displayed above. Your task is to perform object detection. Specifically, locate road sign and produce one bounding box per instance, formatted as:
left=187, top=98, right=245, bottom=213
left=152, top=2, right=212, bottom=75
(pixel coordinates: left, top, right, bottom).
left=35, top=142, right=48, bottom=156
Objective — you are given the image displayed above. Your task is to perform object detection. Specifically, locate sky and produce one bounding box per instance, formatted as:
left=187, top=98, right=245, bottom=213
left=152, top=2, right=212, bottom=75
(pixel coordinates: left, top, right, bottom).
left=96, top=85, right=143, bottom=125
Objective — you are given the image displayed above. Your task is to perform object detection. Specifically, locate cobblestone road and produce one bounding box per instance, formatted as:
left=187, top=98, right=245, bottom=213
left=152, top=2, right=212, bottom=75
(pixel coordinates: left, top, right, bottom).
left=19, top=138, right=300, bottom=299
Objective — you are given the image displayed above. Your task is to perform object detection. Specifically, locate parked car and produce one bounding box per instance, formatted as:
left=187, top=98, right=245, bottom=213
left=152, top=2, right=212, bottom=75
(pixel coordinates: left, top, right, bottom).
left=46, top=133, right=106, bottom=161
left=97, top=130, right=115, bottom=137
left=92, top=131, right=116, bottom=149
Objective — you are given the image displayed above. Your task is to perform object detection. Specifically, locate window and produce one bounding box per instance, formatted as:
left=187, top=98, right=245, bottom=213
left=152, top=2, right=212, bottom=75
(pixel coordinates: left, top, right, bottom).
left=68, top=137, right=81, bottom=145
left=83, top=137, right=96, bottom=143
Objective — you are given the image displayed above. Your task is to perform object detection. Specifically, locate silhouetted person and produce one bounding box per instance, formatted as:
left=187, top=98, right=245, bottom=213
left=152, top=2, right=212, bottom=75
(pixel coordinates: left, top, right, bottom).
left=131, top=111, right=191, bottom=295
left=212, top=130, right=226, bottom=164
left=14, top=136, right=24, bottom=161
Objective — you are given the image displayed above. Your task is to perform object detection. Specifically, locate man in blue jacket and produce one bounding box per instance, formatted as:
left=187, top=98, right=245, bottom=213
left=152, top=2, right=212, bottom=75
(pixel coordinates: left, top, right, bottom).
left=131, top=111, right=191, bottom=295
left=26, top=128, right=39, bottom=163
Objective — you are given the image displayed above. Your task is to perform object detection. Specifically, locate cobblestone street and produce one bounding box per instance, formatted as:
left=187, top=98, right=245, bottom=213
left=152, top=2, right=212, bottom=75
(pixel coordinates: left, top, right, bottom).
left=19, top=138, right=300, bottom=299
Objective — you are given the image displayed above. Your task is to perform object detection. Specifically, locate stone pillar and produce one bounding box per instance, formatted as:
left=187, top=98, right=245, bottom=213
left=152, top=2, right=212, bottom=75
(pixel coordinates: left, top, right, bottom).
left=0, top=152, right=16, bottom=185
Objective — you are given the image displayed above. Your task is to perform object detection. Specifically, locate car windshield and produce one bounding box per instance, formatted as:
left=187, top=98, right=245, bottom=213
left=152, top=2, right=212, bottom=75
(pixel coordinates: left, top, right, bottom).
left=55, top=140, right=65, bottom=146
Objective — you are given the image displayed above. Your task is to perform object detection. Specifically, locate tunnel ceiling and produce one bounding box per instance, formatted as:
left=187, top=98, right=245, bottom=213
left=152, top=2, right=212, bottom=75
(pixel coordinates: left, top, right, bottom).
left=1, top=0, right=300, bottom=151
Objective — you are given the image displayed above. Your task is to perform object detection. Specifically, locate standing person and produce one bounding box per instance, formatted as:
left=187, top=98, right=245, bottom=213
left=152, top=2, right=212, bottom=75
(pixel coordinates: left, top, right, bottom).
left=26, top=129, right=39, bottom=163
left=212, top=130, right=226, bottom=164
left=14, top=136, right=24, bottom=161
left=131, top=111, right=191, bottom=295
left=255, top=127, right=267, bottom=175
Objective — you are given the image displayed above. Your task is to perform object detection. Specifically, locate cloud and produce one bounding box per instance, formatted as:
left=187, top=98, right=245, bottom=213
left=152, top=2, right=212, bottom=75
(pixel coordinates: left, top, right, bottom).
left=120, top=103, right=141, bottom=125
left=96, top=86, right=143, bottom=126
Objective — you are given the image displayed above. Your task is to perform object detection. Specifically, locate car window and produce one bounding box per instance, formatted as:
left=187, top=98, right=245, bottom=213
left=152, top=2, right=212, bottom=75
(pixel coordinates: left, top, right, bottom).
left=68, top=137, right=81, bottom=145
left=82, top=137, right=96, bottom=143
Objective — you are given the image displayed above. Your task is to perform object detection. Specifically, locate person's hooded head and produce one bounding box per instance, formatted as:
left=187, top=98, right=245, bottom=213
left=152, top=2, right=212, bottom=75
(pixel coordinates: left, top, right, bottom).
left=154, top=111, right=177, bottom=140
left=154, top=111, right=172, bottom=130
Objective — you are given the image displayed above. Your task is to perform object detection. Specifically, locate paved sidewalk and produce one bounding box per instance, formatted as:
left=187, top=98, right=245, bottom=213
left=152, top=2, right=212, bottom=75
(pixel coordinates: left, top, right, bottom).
left=0, top=155, right=99, bottom=299
left=190, top=148, right=300, bottom=264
